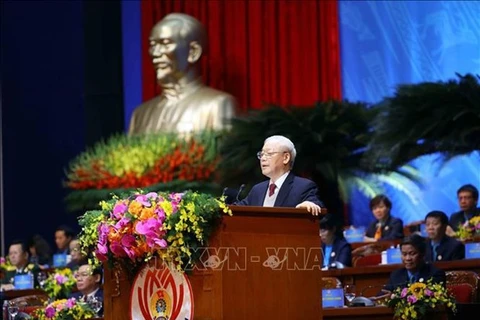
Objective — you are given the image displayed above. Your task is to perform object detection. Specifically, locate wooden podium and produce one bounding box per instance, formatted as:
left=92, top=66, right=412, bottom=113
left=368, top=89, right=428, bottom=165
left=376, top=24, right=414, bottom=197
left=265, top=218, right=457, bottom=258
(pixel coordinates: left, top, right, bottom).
left=104, top=206, right=326, bottom=320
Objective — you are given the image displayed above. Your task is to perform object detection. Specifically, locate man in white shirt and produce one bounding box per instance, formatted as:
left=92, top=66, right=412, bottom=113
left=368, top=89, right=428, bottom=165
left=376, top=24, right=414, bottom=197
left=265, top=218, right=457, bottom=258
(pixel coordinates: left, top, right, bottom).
left=235, top=135, right=323, bottom=215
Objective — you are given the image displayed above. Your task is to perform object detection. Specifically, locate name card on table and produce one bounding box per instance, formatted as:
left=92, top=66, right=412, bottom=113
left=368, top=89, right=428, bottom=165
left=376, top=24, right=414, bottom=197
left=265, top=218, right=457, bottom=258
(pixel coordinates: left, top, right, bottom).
left=386, top=248, right=402, bottom=264
left=322, top=288, right=345, bottom=308
left=465, top=242, right=480, bottom=259
left=344, top=227, right=366, bottom=243
left=14, top=274, right=34, bottom=289
left=53, top=253, right=67, bottom=267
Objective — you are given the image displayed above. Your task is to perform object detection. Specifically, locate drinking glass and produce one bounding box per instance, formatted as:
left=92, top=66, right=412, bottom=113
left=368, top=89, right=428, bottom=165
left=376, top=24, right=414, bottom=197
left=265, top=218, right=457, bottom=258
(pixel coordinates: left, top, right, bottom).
left=89, top=296, right=103, bottom=316
left=8, top=302, right=19, bottom=319
left=344, top=284, right=356, bottom=306
left=37, top=272, right=47, bottom=289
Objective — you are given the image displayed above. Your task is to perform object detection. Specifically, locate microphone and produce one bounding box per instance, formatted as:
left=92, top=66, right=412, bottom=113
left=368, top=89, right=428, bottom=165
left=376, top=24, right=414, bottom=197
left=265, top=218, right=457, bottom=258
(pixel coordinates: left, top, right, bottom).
left=235, top=184, right=246, bottom=202
left=221, top=187, right=229, bottom=197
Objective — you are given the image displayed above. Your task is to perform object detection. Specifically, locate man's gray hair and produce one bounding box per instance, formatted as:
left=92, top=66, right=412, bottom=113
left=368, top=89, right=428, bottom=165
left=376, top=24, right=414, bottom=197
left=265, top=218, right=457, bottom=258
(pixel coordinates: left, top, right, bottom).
left=264, top=135, right=297, bottom=168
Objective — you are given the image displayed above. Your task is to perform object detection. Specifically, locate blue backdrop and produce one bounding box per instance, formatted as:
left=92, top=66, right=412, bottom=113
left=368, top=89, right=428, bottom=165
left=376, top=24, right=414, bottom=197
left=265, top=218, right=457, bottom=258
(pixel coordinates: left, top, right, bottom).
left=339, top=1, right=480, bottom=227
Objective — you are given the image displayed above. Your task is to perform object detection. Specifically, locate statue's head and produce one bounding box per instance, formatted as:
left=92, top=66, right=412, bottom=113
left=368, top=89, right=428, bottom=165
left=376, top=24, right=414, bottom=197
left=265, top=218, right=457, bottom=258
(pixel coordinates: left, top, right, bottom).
left=149, top=13, right=206, bottom=83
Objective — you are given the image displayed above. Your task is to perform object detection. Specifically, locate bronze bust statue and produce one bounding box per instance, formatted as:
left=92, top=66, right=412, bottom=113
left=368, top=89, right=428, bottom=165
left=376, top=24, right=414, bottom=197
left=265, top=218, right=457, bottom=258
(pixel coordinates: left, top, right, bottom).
left=128, top=13, right=237, bottom=135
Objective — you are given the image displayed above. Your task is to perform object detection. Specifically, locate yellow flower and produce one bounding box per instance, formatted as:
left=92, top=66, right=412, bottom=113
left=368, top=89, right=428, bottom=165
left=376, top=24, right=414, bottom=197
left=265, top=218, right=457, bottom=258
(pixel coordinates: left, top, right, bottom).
left=128, top=200, right=143, bottom=216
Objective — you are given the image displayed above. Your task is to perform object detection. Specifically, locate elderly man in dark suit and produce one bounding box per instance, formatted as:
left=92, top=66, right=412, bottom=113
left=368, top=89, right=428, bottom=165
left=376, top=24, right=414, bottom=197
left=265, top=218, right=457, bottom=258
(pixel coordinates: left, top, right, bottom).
left=235, top=135, right=323, bottom=215
left=424, top=210, right=464, bottom=262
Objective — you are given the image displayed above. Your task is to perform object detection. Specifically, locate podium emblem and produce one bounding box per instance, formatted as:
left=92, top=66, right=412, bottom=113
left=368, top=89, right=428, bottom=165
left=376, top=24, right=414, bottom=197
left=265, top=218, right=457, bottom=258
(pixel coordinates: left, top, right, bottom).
left=130, top=263, right=194, bottom=320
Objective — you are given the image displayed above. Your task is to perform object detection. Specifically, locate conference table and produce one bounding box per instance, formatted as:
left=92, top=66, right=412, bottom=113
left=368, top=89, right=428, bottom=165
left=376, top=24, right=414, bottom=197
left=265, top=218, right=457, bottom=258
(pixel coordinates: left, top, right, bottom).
left=321, top=258, right=480, bottom=297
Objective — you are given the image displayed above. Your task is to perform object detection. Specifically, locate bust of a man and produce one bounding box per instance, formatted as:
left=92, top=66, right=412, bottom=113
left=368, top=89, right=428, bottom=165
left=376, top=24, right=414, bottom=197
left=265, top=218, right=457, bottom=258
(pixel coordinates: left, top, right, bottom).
left=128, top=13, right=237, bottom=135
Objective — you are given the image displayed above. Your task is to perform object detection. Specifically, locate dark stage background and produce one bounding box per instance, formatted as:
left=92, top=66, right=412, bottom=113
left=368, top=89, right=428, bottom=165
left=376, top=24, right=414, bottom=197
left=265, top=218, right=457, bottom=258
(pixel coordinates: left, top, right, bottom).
left=0, top=0, right=124, bottom=254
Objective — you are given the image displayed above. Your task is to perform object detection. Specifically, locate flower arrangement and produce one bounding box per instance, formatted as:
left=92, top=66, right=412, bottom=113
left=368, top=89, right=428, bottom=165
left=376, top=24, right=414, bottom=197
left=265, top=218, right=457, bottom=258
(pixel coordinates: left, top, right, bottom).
left=456, top=216, right=480, bottom=240
left=387, top=278, right=456, bottom=320
left=42, top=268, right=77, bottom=300
left=32, top=298, right=95, bottom=320
left=0, top=256, right=14, bottom=272
left=64, top=131, right=223, bottom=211
left=78, top=189, right=232, bottom=278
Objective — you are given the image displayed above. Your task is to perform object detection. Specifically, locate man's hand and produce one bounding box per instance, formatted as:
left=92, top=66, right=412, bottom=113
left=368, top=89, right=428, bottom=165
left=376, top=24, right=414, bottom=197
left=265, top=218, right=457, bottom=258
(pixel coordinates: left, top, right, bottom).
left=296, top=201, right=322, bottom=216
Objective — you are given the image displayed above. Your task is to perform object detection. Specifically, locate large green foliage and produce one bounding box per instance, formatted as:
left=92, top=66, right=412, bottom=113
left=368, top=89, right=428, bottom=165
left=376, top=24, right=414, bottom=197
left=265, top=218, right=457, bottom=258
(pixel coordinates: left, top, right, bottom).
left=365, top=73, right=480, bottom=170
left=218, top=101, right=421, bottom=211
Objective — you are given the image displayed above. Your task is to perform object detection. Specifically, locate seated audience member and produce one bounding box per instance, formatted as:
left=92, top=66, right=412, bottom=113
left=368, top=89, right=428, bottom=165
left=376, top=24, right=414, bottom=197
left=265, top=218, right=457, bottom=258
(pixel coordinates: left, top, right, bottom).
left=0, top=240, right=40, bottom=290
left=320, top=214, right=352, bottom=268
left=55, top=225, right=75, bottom=255
left=424, top=210, right=465, bottom=262
left=28, top=234, right=52, bottom=269
left=365, top=194, right=404, bottom=242
left=383, top=234, right=446, bottom=292
left=235, top=135, right=323, bottom=215
left=70, top=263, right=104, bottom=315
left=448, top=184, right=480, bottom=236
left=66, top=238, right=88, bottom=270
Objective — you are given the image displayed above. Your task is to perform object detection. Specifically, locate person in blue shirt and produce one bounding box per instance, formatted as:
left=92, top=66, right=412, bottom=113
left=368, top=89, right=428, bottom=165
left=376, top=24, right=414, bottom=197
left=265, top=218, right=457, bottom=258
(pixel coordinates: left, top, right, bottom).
left=383, top=234, right=445, bottom=292
left=424, top=210, right=464, bottom=262
left=320, top=213, right=352, bottom=269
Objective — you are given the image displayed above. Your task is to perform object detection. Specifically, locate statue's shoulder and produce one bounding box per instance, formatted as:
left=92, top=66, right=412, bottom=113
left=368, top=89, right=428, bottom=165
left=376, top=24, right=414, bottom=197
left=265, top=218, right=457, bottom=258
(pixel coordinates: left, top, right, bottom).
left=132, top=96, right=163, bottom=114
left=195, top=85, right=236, bottom=105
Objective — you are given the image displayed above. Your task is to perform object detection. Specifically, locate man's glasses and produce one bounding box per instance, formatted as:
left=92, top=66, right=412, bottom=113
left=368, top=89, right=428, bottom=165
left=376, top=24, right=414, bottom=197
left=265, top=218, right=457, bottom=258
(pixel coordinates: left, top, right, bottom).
left=74, top=272, right=92, bottom=279
left=256, top=151, right=285, bottom=159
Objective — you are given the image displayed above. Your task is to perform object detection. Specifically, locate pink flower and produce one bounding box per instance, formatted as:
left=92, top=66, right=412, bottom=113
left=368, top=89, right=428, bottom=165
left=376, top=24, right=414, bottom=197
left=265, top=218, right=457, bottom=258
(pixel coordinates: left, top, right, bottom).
left=115, top=217, right=131, bottom=230
left=112, top=202, right=128, bottom=219
left=135, top=218, right=162, bottom=237
left=121, top=234, right=136, bottom=247
left=154, top=207, right=166, bottom=220
left=45, top=306, right=56, bottom=318
left=66, top=298, right=76, bottom=308
left=0, top=257, right=5, bottom=264
left=110, top=242, right=127, bottom=257
left=407, top=295, right=417, bottom=304
left=401, top=288, right=408, bottom=298
left=96, top=243, right=108, bottom=261
left=98, top=223, right=110, bottom=244
left=135, top=195, right=151, bottom=207
left=145, top=192, right=158, bottom=200
left=424, top=289, right=433, bottom=296
left=54, top=274, right=66, bottom=284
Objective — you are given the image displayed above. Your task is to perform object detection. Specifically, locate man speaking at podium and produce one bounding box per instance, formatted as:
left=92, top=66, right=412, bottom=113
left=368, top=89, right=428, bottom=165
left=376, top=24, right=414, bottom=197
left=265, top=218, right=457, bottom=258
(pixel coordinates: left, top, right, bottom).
left=235, top=135, right=324, bottom=215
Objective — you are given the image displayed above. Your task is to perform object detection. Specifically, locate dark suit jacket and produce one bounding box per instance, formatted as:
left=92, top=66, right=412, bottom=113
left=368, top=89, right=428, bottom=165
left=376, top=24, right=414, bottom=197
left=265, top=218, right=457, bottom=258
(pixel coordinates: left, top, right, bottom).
left=365, top=215, right=404, bottom=240
left=321, top=237, right=352, bottom=267
left=449, top=208, right=480, bottom=231
left=0, top=264, right=40, bottom=287
left=384, top=263, right=446, bottom=292
left=69, top=287, right=104, bottom=301
left=69, top=288, right=104, bottom=315
left=235, top=172, right=324, bottom=207
left=425, top=236, right=465, bottom=262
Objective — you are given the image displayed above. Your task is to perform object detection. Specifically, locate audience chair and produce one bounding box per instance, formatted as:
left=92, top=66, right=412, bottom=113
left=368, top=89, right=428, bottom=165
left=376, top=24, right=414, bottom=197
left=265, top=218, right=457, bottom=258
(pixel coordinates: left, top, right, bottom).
left=446, top=270, right=480, bottom=303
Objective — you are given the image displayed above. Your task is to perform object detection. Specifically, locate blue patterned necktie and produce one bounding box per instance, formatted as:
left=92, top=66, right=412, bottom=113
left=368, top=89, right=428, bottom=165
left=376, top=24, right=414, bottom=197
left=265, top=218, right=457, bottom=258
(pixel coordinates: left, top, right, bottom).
left=432, top=244, right=439, bottom=261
